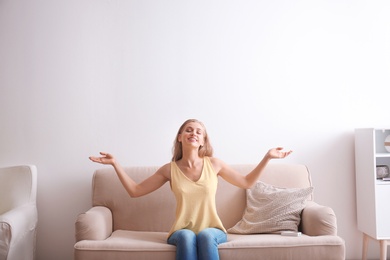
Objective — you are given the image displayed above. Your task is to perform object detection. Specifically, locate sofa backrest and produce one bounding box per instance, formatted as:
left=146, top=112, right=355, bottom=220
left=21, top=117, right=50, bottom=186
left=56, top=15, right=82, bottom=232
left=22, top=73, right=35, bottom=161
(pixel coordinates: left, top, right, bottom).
left=92, top=163, right=311, bottom=232
left=0, top=165, right=37, bottom=215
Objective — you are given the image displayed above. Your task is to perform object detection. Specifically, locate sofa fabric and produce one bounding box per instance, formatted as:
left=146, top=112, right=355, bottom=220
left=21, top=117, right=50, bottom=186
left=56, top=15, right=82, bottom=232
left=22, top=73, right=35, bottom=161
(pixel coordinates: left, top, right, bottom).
left=74, top=163, right=345, bottom=260
left=0, top=165, right=38, bottom=260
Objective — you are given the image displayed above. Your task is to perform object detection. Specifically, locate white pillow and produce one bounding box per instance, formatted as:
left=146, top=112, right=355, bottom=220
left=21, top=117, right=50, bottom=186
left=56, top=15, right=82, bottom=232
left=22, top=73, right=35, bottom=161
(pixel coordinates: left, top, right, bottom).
left=228, top=181, right=313, bottom=234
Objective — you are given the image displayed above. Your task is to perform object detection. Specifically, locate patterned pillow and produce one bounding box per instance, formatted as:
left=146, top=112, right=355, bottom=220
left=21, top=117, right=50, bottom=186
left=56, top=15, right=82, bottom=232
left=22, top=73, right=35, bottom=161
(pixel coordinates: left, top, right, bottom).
left=228, top=181, right=313, bottom=234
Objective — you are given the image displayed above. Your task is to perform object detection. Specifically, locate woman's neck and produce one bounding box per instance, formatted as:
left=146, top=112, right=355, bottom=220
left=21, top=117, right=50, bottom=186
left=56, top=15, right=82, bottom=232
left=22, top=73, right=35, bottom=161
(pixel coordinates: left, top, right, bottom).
left=179, top=148, right=202, bottom=168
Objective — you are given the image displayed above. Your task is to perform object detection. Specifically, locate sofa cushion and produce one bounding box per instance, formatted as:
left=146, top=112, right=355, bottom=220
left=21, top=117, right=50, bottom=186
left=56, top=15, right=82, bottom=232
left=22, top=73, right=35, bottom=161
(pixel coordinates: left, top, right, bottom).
left=228, top=181, right=313, bottom=234
left=74, top=230, right=345, bottom=260
left=220, top=233, right=345, bottom=260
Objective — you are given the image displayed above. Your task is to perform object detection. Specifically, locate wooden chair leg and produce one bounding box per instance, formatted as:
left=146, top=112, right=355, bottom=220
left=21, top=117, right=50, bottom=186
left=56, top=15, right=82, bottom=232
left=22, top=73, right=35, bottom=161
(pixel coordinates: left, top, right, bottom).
left=362, top=233, right=369, bottom=260
left=380, top=240, right=388, bottom=260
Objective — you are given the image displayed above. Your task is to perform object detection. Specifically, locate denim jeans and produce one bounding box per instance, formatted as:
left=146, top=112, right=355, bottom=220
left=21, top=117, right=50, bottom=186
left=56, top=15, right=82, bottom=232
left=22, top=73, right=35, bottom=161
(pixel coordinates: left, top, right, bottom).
left=168, top=228, right=227, bottom=260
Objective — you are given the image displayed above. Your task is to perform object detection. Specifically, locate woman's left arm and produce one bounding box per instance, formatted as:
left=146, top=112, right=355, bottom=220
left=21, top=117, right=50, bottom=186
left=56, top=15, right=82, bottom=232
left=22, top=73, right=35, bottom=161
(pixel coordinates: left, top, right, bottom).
left=214, top=147, right=292, bottom=189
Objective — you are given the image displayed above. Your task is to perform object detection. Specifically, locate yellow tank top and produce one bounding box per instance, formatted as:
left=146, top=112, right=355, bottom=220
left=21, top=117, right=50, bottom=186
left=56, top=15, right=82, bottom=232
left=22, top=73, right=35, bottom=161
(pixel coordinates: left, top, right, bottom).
left=168, top=157, right=226, bottom=237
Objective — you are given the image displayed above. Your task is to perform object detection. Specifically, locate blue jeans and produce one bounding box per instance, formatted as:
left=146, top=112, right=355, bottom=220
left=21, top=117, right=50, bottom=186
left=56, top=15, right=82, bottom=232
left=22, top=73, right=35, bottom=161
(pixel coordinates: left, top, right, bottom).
left=168, top=228, right=227, bottom=260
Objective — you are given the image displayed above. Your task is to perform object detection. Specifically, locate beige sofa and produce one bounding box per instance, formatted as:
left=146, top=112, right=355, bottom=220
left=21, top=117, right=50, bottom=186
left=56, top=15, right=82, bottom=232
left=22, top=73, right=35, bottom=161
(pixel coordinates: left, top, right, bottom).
left=74, top=163, right=345, bottom=260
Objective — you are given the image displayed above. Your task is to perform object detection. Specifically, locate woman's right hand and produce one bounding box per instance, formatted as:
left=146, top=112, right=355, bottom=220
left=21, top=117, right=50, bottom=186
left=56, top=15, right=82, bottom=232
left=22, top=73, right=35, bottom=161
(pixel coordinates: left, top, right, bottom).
left=89, top=152, right=116, bottom=165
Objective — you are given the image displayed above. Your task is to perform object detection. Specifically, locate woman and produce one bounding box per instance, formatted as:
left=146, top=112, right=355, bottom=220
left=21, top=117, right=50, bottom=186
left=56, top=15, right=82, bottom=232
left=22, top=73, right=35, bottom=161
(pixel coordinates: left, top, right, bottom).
left=89, top=119, right=292, bottom=260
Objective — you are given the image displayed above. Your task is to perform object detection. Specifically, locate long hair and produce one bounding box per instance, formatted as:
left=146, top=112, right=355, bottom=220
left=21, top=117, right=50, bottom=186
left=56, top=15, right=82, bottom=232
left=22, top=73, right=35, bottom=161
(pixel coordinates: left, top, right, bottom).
left=171, top=119, right=214, bottom=161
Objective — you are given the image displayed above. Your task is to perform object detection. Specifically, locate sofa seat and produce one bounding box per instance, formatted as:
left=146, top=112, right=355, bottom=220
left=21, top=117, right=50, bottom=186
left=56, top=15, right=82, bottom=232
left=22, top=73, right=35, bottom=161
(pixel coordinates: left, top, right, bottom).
left=75, top=229, right=345, bottom=260
left=220, top=234, right=345, bottom=260
left=74, top=230, right=175, bottom=260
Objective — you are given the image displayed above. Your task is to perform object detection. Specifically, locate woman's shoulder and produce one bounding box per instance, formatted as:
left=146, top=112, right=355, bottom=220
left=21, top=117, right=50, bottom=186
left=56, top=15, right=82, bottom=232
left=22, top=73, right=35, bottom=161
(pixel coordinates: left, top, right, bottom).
left=207, top=157, right=226, bottom=173
left=208, top=156, right=223, bottom=164
left=156, top=162, right=172, bottom=180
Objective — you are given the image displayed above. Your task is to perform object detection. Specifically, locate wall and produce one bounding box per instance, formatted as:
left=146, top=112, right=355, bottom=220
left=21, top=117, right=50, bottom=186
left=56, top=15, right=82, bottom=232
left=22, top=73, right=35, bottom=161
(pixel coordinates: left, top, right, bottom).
left=1, top=0, right=389, bottom=259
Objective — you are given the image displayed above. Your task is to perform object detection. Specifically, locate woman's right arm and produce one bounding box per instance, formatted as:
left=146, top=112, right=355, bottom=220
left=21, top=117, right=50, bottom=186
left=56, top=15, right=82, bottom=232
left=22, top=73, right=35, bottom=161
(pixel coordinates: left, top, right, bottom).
left=89, top=152, right=170, bottom=198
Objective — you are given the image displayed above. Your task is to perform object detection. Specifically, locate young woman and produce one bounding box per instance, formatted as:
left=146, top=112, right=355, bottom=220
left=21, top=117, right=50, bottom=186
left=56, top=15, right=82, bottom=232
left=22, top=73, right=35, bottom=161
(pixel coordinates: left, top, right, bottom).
left=89, top=119, right=292, bottom=260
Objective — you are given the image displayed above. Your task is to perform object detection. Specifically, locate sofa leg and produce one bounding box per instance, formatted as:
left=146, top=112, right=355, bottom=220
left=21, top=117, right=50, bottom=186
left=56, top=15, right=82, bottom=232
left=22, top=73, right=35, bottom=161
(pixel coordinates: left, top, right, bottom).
left=362, top=233, right=369, bottom=260
left=380, top=240, right=388, bottom=260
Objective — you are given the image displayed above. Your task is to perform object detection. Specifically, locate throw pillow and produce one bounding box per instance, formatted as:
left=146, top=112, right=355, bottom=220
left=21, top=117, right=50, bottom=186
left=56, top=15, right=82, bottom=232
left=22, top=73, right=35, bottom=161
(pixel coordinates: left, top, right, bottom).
left=228, top=181, right=313, bottom=234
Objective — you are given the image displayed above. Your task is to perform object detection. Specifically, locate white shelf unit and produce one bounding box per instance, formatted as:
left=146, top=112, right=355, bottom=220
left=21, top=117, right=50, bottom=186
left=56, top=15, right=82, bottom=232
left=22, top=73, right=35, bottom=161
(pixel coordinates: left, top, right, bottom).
left=355, top=128, right=390, bottom=260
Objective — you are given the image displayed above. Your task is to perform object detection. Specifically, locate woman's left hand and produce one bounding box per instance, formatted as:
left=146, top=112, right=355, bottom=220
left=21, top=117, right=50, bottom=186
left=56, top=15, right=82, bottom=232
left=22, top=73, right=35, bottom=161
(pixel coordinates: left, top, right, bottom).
left=267, top=147, right=293, bottom=159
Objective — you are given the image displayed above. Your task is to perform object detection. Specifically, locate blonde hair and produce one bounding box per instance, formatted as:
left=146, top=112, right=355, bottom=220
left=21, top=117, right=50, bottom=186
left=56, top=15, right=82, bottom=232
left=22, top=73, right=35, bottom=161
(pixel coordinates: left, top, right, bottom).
left=171, top=119, right=214, bottom=161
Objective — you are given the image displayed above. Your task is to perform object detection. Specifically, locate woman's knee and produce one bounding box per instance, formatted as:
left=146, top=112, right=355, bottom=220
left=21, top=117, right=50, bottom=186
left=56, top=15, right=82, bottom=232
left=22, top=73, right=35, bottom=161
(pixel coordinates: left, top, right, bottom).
left=168, top=229, right=197, bottom=246
left=197, top=228, right=227, bottom=245
left=197, top=229, right=214, bottom=242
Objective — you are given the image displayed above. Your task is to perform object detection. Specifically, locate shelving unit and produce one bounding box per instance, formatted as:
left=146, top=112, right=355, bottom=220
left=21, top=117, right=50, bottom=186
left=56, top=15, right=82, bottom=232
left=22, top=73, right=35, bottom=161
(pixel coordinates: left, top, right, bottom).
left=355, top=128, right=390, bottom=260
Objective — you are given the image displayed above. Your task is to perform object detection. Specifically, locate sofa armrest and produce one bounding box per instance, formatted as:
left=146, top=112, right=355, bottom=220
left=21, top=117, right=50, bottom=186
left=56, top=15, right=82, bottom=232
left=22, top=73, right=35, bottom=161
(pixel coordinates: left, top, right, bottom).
left=301, top=201, right=338, bottom=236
left=0, top=203, right=38, bottom=257
left=75, top=206, right=112, bottom=242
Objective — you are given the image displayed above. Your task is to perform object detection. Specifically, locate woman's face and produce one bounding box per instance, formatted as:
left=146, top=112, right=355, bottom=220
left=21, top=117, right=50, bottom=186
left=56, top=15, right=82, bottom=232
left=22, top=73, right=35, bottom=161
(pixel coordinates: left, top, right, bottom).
left=178, top=121, right=205, bottom=147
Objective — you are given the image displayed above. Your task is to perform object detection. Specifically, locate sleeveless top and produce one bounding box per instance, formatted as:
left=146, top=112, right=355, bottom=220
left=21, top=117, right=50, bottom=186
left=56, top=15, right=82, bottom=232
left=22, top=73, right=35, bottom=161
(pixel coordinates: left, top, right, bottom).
left=168, top=156, right=226, bottom=237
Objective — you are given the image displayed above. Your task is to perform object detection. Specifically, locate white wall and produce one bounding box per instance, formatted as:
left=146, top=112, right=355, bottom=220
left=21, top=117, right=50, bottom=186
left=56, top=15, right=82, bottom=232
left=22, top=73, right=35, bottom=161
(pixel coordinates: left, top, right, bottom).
left=1, top=0, right=389, bottom=259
